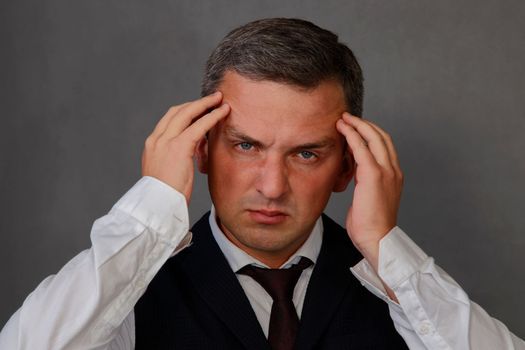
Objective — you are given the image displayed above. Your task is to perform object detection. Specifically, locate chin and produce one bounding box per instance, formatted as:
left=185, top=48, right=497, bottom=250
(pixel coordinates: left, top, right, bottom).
left=242, top=231, right=301, bottom=253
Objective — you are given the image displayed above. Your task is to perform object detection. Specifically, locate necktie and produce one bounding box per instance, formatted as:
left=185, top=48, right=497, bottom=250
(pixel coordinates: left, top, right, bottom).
left=237, top=257, right=313, bottom=350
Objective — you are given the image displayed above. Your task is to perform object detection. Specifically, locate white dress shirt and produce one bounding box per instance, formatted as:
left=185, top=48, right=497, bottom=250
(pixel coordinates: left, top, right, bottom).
left=209, top=205, right=322, bottom=337
left=0, top=176, right=523, bottom=349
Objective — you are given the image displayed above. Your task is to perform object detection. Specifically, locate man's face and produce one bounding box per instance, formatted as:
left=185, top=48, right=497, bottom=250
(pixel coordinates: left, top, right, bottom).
left=197, top=71, right=352, bottom=267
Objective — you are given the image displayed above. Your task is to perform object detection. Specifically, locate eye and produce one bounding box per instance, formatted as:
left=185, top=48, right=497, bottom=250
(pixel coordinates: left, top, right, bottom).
left=298, top=150, right=316, bottom=160
left=238, top=142, right=253, bottom=151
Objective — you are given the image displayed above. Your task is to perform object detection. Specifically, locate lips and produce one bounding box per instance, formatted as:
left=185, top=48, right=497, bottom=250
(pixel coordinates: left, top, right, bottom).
left=247, top=209, right=288, bottom=224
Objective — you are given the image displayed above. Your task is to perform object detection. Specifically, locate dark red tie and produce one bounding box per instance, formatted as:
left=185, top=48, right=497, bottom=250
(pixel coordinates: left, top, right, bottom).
left=237, top=257, right=313, bottom=350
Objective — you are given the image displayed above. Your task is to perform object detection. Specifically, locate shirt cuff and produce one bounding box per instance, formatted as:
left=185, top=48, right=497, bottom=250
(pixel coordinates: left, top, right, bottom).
left=378, top=226, right=428, bottom=289
left=350, top=226, right=428, bottom=303
left=110, top=176, right=190, bottom=239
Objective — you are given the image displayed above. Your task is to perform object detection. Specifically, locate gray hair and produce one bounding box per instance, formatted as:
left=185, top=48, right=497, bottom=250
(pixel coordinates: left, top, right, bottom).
left=201, top=18, right=364, bottom=116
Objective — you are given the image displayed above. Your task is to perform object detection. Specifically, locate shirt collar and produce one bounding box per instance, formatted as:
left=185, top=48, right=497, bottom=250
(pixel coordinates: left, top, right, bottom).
left=209, top=205, right=323, bottom=272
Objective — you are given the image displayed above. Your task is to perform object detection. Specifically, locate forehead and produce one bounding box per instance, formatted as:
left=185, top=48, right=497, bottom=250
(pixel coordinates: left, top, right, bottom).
left=217, top=71, right=346, bottom=142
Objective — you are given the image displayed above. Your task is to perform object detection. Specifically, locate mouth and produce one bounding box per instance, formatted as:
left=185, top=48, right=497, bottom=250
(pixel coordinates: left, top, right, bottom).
left=247, top=209, right=288, bottom=225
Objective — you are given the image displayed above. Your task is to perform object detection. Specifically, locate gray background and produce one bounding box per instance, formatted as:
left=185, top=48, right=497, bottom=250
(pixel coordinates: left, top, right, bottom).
left=1, top=0, right=524, bottom=338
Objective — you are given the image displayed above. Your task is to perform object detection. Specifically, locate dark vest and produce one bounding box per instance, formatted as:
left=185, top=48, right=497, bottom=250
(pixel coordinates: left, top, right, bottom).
left=135, top=213, right=408, bottom=349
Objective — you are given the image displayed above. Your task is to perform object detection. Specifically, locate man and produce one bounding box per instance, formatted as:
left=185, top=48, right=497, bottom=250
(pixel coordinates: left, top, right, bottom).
left=0, top=18, right=523, bottom=349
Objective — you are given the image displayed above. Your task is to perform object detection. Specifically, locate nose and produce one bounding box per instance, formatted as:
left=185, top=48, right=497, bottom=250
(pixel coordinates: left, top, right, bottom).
left=255, top=156, right=290, bottom=200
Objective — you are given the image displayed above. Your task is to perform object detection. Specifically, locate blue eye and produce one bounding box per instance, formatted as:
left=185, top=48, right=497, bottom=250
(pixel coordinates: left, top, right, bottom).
left=239, top=142, right=253, bottom=151
left=299, top=150, right=316, bottom=159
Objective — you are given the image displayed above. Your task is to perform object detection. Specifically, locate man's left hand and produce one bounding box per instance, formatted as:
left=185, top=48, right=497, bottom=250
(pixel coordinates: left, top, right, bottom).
left=336, top=113, right=403, bottom=273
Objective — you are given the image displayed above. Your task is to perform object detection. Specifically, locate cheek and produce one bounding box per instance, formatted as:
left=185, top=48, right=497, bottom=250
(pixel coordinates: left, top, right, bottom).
left=292, top=159, right=343, bottom=199
left=290, top=168, right=337, bottom=200
left=208, top=148, right=252, bottom=199
left=294, top=176, right=332, bottom=201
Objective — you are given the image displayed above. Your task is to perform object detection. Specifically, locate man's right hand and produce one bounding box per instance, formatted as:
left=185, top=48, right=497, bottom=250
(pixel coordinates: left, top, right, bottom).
left=141, top=91, right=230, bottom=202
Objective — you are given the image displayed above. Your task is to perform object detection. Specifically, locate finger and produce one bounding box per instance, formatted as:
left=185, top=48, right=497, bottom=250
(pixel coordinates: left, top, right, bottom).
left=366, top=121, right=402, bottom=176
left=336, top=118, right=379, bottom=171
left=180, top=103, right=231, bottom=146
left=149, top=102, right=190, bottom=139
left=160, top=92, right=223, bottom=140
left=341, top=113, right=393, bottom=170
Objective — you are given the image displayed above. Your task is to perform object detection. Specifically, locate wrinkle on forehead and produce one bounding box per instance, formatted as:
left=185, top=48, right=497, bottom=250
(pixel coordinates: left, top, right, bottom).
left=219, top=71, right=346, bottom=122
left=215, top=71, right=347, bottom=147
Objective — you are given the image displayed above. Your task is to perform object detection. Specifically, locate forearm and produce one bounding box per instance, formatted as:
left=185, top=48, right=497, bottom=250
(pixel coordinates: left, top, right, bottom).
left=0, top=177, right=191, bottom=350
left=351, top=227, right=525, bottom=349
left=388, top=257, right=524, bottom=349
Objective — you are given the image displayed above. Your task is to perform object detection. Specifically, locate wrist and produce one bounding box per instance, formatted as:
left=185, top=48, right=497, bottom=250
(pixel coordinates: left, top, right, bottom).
left=355, top=240, right=381, bottom=272
left=350, top=225, right=396, bottom=273
left=354, top=233, right=400, bottom=304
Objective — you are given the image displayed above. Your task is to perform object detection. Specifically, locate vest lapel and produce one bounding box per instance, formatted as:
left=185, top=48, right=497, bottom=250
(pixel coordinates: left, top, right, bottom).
left=178, top=213, right=270, bottom=350
left=295, top=214, right=363, bottom=350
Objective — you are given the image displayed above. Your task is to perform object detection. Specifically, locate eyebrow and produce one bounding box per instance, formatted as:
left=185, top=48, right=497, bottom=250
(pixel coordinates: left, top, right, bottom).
left=224, top=126, right=264, bottom=148
left=224, top=125, right=337, bottom=150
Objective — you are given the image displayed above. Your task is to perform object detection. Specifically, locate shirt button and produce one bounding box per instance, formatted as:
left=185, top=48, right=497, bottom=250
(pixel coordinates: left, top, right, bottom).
left=419, top=321, right=432, bottom=335
left=136, top=278, right=146, bottom=290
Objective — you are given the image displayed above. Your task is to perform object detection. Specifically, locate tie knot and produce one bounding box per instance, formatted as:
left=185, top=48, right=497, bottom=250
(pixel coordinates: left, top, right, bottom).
left=237, top=257, right=313, bottom=301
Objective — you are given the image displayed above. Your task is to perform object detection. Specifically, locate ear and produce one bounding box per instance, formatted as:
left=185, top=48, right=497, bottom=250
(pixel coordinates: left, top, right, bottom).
left=332, top=152, right=354, bottom=192
left=195, top=136, right=209, bottom=174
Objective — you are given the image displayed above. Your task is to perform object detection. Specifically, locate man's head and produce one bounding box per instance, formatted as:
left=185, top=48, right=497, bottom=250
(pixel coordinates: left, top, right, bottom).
left=197, top=18, right=362, bottom=267
left=201, top=18, right=364, bottom=117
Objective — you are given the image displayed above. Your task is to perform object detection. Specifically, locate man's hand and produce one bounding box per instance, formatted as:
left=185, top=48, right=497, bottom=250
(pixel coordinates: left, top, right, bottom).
left=336, top=113, right=403, bottom=273
left=142, top=92, right=230, bottom=202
